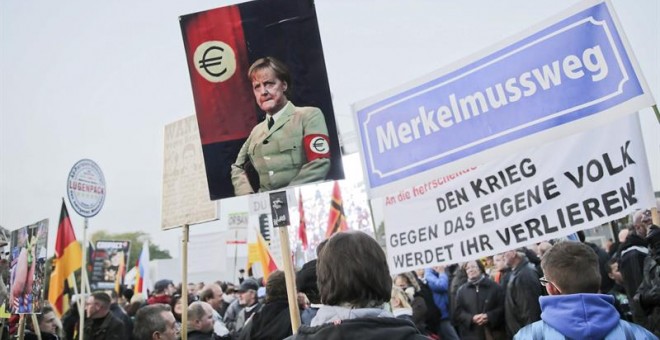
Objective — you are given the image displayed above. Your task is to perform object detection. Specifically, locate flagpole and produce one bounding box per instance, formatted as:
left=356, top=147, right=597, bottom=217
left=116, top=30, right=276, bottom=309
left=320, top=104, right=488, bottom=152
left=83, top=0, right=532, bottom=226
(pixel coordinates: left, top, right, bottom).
left=232, top=229, right=239, bottom=284
left=17, top=314, right=25, bottom=340
left=181, top=224, right=189, bottom=340
left=367, top=199, right=380, bottom=241
left=79, top=217, right=88, bottom=340
left=31, top=314, right=42, bottom=340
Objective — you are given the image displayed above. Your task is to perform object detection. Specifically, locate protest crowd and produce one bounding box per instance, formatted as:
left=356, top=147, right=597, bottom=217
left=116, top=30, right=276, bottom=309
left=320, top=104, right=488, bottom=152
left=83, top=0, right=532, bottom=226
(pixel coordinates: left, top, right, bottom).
left=3, top=207, right=657, bottom=340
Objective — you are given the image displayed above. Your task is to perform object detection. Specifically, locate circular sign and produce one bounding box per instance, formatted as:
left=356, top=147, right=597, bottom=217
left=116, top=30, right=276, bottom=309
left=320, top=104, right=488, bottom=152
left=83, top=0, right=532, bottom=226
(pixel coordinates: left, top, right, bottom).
left=194, top=40, right=237, bottom=83
left=67, top=159, right=106, bottom=217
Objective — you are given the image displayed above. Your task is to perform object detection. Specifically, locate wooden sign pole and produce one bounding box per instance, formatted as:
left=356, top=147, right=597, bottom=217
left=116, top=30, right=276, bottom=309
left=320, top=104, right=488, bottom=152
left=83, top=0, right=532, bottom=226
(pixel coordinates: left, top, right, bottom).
left=278, top=227, right=301, bottom=333
left=181, top=224, right=189, bottom=340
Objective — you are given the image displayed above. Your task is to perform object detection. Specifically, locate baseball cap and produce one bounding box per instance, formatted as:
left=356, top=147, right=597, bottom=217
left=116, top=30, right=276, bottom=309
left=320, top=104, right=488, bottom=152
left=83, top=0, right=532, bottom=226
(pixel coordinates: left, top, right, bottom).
left=237, top=279, right=259, bottom=293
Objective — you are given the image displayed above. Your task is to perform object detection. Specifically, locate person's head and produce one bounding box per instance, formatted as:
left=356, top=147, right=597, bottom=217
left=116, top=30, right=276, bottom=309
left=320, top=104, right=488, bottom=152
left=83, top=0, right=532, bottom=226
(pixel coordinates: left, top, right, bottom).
left=154, top=279, right=176, bottom=296
left=237, top=279, right=259, bottom=307
left=223, top=284, right=237, bottom=304
left=536, top=242, right=553, bottom=258
left=607, top=257, right=624, bottom=286
left=541, top=241, right=600, bottom=295
left=390, top=286, right=411, bottom=310
left=248, top=57, right=291, bottom=115
left=296, top=260, right=320, bottom=304
left=86, top=292, right=112, bottom=319
left=133, top=304, right=178, bottom=340
left=393, top=274, right=412, bottom=290
left=169, top=294, right=183, bottom=321
left=265, top=270, right=287, bottom=303
left=31, top=305, right=59, bottom=335
left=464, top=260, right=485, bottom=280
left=199, top=283, right=223, bottom=311
left=503, top=248, right=524, bottom=269
left=317, top=231, right=391, bottom=308
left=393, top=272, right=420, bottom=293
left=316, top=239, right=328, bottom=257
left=493, top=253, right=506, bottom=271
left=633, top=209, right=653, bottom=230
left=187, top=301, right=214, bottom=333
left=187, top=282, right=198, bottom=296
left=121, top=288, right=134, bottom=305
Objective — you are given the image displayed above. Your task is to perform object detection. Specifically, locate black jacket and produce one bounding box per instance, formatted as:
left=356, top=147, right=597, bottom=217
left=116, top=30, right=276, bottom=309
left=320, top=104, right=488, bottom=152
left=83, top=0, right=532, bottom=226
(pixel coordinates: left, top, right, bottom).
left=635, top=246, right=660, bottom=337
left=187, top=330, right=213, bottom=340
left=239, top=300, right=292, bottom=340
left=285, top=317, right=428, bottom=340
left=81, top=313, right=125, bottom=340
left=415, top=276, right=441, bottom=333
left=110, top=303, right=133, bottom=340
left=618, top=234, right=648, bottom=299
left=504, top=258, right=542, bottom=337
left=454, top=276, right=505, bottom=340
left=586, top=241, right=615, bottom=293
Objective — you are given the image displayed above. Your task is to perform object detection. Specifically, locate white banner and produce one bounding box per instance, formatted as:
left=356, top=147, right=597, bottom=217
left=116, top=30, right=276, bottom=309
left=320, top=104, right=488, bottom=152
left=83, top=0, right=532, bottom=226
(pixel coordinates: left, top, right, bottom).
left=384, top=114, right=654, bottom=274
left=161, top=115, right=218, bottom=229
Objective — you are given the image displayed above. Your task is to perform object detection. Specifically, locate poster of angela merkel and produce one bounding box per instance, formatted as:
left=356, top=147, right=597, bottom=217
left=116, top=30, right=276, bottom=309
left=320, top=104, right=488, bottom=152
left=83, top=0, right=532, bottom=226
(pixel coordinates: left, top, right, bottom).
left=180, top=0, right=344, bottom=200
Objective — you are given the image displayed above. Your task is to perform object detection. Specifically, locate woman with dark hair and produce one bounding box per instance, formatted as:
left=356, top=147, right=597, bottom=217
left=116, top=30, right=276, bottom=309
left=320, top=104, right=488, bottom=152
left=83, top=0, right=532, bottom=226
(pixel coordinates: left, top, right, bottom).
left=453, top=260, right=506, bottom=340
left=286, top=231, right=426, bottom=339
left=239, top=270, right=292, bottom=340
left=169, top=294, right=184, bottom=330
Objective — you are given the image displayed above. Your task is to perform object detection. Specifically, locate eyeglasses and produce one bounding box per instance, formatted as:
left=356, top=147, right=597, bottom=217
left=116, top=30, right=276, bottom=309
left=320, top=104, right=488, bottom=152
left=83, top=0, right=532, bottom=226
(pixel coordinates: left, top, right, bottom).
left=539, top=277, right=550, bottom=287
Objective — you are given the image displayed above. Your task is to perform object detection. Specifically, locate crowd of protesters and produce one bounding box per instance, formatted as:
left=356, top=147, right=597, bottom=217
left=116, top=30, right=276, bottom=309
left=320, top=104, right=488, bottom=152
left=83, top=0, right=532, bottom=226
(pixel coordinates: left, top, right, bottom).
left=5, top=208, right=659, bottom=340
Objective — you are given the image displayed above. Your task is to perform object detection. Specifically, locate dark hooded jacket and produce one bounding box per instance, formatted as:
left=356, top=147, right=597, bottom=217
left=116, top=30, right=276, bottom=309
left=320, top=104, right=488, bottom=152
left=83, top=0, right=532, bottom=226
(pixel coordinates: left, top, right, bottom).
left=285, top=305, right=427, bottom=340
left=238, top=300, right=292, bottom=340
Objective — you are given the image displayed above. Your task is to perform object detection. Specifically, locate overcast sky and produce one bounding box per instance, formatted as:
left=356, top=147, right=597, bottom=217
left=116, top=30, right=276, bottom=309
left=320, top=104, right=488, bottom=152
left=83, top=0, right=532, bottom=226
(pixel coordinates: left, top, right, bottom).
left=1, top=0, right=658, bottom=258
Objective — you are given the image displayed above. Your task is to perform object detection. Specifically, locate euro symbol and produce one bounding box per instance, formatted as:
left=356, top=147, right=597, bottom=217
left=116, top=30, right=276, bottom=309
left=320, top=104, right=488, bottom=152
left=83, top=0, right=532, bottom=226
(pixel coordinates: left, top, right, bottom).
left=193, top=41, right=236, bottom=83
left=198, top=46, right=227, bottom=77
left=312, top=137, right=329, bottom=153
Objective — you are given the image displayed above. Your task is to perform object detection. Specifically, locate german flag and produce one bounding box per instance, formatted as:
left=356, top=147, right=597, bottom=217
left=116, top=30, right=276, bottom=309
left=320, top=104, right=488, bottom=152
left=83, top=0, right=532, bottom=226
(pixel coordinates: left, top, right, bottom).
left=325, top=181, right=348, bottom=238
left=247, top=228, right=278, bottom=281
left=114, top=250, right=126, bottom=295
left=48, top=199, right=82, bottom=316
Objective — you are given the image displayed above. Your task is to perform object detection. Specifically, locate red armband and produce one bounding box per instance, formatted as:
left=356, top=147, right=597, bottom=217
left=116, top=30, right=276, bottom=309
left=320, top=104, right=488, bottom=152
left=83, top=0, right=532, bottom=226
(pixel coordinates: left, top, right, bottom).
left=303, top=134, right=331, bottom=161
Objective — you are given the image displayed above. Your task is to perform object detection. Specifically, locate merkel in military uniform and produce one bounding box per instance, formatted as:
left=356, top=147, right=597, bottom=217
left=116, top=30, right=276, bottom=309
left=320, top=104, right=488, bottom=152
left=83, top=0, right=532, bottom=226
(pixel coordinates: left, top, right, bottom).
left=231, top=57, right=331, bottom=195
